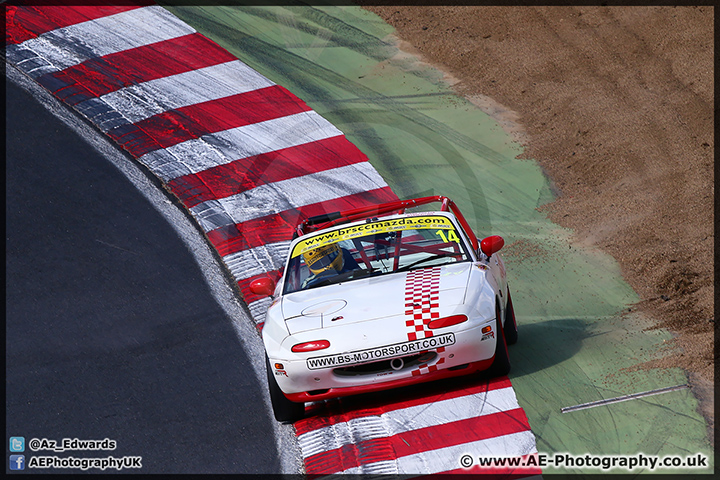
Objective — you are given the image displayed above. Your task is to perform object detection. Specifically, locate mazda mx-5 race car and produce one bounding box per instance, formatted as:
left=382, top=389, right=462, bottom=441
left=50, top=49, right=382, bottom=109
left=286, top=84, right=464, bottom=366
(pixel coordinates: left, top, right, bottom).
left=250, top=196, right=518, bottom=422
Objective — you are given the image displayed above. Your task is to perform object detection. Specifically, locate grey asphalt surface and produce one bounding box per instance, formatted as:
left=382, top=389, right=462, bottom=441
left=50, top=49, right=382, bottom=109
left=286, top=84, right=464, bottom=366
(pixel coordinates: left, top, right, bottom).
left=5, top=77, right=283, bottom=473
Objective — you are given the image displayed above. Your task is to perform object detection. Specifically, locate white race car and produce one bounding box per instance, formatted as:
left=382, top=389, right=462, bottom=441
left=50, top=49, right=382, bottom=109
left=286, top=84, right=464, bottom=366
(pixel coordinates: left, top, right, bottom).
left=250, top=196, right=518, bottom=422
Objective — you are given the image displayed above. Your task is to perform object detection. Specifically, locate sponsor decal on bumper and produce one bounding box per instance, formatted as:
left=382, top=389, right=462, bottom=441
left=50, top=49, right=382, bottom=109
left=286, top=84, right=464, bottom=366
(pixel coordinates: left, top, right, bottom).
left=306, top=332, right=455, bottom=370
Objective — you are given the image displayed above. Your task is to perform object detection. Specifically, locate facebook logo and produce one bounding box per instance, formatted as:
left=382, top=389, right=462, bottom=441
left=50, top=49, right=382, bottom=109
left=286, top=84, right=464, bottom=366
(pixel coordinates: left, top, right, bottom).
left=9, top=437, right=25, bottom=452
left=9, top=455, right=25, bottom=470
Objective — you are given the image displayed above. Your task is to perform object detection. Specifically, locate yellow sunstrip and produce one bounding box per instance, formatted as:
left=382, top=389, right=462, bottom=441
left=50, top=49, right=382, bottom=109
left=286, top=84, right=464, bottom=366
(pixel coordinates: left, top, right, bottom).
left=292, top=215, right=455, bottom=258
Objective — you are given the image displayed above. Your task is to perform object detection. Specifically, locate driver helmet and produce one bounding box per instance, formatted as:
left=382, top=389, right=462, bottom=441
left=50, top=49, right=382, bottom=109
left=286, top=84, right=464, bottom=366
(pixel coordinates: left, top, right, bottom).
left=303, top=243, right=344, bottom=275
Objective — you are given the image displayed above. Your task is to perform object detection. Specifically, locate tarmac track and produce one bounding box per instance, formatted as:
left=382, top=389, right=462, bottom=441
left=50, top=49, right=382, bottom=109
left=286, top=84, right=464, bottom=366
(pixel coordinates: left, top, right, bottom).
left=5, top=72, right=292, bottom=474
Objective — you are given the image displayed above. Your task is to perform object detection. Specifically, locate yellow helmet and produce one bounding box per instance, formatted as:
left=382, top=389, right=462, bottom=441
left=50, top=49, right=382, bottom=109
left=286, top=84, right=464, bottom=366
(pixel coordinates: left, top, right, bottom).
left=303, top=244, right=344, bottom=275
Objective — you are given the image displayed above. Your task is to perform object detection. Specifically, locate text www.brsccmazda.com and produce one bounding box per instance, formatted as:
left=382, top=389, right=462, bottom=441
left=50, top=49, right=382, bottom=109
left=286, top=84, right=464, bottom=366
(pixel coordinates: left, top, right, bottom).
left=459, top=452, right=709, bottom=471
left=28, top=456, right=142, bottom=471
left=306, top=333, right=455, bottom=370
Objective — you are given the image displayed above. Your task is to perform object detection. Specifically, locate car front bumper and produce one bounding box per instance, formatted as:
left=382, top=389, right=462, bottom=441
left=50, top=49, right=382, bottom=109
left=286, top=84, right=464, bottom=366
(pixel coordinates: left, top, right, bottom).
left=269, top=319, right=498, bottom=402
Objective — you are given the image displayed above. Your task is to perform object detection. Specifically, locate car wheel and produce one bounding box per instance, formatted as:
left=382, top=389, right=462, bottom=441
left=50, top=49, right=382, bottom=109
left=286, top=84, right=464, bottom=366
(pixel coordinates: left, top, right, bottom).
left=487, top=304, right=511, bottom=377
left=265, top=356, right=304, bottom=423
left=504, top=288, right=518, bottom=345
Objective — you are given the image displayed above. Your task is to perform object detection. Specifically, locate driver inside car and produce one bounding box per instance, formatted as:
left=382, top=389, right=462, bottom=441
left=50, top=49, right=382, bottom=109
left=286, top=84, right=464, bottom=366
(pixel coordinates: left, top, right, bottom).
left=301, top=243, right=360, bottom=288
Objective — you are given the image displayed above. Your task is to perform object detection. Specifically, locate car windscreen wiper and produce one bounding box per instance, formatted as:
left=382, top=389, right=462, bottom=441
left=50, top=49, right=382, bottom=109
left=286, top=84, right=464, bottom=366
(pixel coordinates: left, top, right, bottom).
left=394, top=253, right=458, bottom=273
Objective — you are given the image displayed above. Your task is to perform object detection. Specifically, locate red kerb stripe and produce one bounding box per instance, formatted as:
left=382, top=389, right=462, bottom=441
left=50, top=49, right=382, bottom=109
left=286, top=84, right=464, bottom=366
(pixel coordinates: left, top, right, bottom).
left=168, top=136, right=369, bottom=209
left=304, top=408, right=531, bottom=474
left=204, top=188, right=398, bottom=258
left=392, top=408, right=532, bottom=457
left=37, top=33, right=237, bottom=105
left=209, top=216, right=296, bottom=259
left=6, top=5, right=151, bottom=45
left=295, top=375, right=513, bottom=436
left=109, top=85, right=309, bottom=158
left=228, top=188, right=398, bottom=304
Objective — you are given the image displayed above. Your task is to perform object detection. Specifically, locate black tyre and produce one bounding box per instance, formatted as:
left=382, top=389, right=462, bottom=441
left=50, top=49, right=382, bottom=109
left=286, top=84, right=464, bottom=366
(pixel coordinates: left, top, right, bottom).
left=265, top=356, right=304, bottom=423
left=487, top=304, right=511, bottom=377
left=503, top=288, right=518, bottom=345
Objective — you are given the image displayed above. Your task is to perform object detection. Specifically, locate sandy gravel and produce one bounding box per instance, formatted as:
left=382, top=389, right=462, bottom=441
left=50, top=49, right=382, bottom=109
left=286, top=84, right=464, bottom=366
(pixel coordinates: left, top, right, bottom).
left=360, top=4, right=714, bottom=437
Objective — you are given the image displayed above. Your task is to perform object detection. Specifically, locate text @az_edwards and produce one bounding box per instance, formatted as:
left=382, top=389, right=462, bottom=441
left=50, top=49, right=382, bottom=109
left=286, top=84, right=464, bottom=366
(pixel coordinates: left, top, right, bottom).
left=28, top=437, right=116, bottom=452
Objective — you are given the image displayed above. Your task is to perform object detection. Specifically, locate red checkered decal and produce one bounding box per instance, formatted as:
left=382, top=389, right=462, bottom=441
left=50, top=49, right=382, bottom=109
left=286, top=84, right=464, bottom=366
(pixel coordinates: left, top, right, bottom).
left=404, top=267, right=446, bottom=375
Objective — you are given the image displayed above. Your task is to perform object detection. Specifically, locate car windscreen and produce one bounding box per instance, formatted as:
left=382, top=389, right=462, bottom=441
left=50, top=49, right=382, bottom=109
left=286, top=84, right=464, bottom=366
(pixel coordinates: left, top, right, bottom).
left=283, top=215, right=472, bottom=294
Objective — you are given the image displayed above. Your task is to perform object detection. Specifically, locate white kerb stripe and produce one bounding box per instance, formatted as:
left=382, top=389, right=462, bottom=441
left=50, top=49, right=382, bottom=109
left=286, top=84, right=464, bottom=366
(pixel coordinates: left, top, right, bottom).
left=396, top=430, right=538, bottom=474
left=92, top=61, right=275, bottom=125
left=11, top=6, right=194, bottom=75
left=297, top=386, right=521, bottom=459
left=222, top=242, right=291, bottom=284
left=139, top=111, right=344, bottom=181
left=343, top=430, right=538, bottom=474
left=248, top=297, right=273, bottom=325
left=190, top=162, right=389, bottom=231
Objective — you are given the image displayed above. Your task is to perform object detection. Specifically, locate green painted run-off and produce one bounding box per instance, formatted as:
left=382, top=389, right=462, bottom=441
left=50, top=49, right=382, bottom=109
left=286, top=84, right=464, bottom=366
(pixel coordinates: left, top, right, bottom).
left=163, top=3, right=713, bottom=474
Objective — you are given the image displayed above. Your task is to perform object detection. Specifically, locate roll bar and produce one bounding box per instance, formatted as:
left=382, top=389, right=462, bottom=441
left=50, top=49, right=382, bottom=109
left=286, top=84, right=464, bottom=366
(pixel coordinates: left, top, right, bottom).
left=296, top=195, right=479, bottom=251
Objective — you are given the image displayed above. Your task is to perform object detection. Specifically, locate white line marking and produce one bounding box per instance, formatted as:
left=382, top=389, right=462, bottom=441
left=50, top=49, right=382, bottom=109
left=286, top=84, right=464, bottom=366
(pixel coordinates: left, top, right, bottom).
left=561, top=384, right=689, bottom=413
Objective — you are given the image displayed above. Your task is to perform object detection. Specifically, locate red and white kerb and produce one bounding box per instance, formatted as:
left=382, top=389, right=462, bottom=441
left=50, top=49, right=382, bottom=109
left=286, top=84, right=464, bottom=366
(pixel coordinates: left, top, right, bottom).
left=404, top=267, right=446, bottom=376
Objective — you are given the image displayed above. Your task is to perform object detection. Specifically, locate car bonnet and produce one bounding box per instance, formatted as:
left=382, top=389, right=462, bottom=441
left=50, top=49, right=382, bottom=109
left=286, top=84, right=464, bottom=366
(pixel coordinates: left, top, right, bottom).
left=280, top=263, right=473, bottom=335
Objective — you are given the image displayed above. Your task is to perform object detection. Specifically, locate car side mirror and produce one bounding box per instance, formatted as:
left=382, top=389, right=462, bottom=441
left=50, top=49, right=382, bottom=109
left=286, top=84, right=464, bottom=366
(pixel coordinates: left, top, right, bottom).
left=480, top=235, right=504, bottom=258
left=249, top=277, right=276, bottom=297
